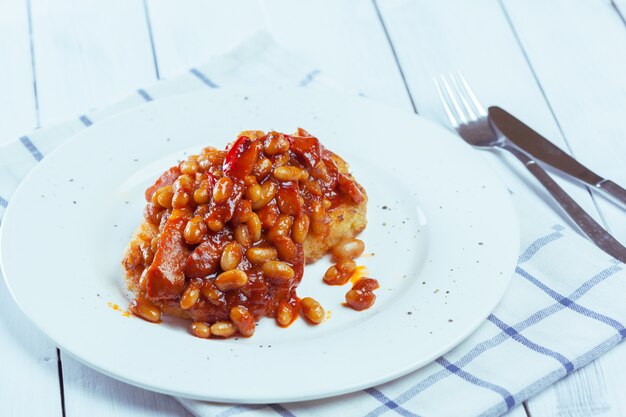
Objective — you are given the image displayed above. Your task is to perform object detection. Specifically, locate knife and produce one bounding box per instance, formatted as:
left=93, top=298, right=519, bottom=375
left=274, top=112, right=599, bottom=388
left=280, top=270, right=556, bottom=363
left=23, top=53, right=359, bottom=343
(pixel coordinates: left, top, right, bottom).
left=488, top=106, right=626, bottom=208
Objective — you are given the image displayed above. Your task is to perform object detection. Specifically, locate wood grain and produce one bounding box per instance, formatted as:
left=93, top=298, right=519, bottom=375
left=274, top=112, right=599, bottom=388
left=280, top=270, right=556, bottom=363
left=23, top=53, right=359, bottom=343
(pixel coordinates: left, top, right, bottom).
left=145, top=0, right=266, bottom=78
left=0, top=0, right=38, bottom=143
left=501, top=0, right=626, bottom=415
left=0, top=3, right=63, bottom=416
left=25, top=0, right=191, bottom=415
left=29, top=0, right=156, bottom=125
left=0, top=276, right=63, bottom=416
left=262, top=0, right=413, bottom=108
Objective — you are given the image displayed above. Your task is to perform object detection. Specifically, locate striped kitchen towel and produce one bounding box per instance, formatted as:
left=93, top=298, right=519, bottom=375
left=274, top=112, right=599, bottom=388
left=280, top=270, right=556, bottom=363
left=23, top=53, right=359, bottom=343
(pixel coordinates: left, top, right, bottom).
left=1, top=33, right=625, bottom=417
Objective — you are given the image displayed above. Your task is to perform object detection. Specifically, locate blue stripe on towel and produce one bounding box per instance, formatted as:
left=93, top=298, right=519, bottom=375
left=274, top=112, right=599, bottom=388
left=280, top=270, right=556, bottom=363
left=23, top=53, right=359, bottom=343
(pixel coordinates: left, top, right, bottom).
left=365, top=388, right=422, bottom=417
left=137, top=89, right=153, bottom=101
left=19, top=136, right=43, bottom=161
left=488, top=314, right=574, bottom=373
left=190, top=68, right=219, bottom=88
left=437, top=357, right=515, bottom=410
left=79, top=115, right=93, bottom=126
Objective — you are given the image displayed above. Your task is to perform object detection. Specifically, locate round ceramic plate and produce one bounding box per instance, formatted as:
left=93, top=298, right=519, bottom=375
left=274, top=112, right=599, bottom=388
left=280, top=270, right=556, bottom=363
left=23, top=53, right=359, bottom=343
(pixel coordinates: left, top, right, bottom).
left=0, top=88, right=518, bottom=403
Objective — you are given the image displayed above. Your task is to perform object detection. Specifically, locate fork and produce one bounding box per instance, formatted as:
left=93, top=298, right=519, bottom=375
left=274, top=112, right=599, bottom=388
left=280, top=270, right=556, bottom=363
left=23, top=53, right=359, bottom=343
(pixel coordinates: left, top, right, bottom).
left=434, top=72, right=626, bottom=263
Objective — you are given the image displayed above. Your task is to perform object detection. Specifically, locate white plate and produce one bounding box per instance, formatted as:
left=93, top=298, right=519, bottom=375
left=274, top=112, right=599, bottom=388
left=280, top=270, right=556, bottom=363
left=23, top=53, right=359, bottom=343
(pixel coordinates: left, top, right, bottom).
left=0, top=88, right=518, bottom=403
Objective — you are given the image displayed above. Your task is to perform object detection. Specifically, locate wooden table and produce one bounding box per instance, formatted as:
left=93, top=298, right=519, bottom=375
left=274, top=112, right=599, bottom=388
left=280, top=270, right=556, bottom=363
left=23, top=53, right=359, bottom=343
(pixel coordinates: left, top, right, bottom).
left=2, top=1, right=626, bottom=416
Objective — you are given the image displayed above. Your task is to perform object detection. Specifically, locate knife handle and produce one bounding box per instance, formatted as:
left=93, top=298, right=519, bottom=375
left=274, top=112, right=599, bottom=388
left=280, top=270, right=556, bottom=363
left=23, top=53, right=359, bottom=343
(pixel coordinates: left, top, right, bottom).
left=597, top=180, right=626, bottom=208
left=501, top=144, right=626, bottom=263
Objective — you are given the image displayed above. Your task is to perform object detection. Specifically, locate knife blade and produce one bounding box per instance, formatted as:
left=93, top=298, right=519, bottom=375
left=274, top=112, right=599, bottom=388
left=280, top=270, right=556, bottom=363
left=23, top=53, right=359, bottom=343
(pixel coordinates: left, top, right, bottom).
left=488, top=106, right=626, bottom=208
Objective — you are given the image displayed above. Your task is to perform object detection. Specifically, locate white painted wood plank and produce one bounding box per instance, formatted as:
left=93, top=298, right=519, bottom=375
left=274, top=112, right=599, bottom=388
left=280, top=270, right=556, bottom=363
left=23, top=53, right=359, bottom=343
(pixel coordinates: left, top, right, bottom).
left=61, top=355, right=190, bottom=417
left=145, top=0, right=266, bottom=78
left=0, top=277, right=63, bottom=416
left=147, top=0, right=411, bottom=109
left=500, top=0, right=626, bottom=416
left=28, top=0, right=190, bottom=415
left=29, top=0, right=157, bottom=125
left=0, top=2, right=63, bottom=416
left=262, top=0, right=413, bottom=109
left=503, top=0, right=626, bottom=242
left=0, top=0, right=38, bottom=144
left=375, top=0, right=601, bottom=227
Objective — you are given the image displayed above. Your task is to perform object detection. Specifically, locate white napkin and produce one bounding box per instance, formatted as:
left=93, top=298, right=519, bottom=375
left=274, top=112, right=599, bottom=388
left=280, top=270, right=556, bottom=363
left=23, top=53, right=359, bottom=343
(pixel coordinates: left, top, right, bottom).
left=1, top=33, right=624, bottom=417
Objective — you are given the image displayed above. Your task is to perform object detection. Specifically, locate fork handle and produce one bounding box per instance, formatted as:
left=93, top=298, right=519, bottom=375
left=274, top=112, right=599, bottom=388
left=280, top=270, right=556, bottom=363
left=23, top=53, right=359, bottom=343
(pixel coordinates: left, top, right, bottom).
left=501, top=144, right=626, bottom=263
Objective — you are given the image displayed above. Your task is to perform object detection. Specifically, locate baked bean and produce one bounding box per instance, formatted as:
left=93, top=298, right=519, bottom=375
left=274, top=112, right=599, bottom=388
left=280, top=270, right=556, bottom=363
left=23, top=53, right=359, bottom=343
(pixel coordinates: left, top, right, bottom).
left=154, top=185, right=174, bottom=208
left=234, top=224, right=252, bottom=247
left=129, top=298, right=161, bottom=323
left=310, top=200, right=326, bottom=221
left=300, top=297, right=325, bottom=324
left=197, top=155, right=212, bottom=172
left=292, top=214, right=310, bottom=244
left=194, top=203, right=210, bottom=217
left=273, top=153, right=290, bottom=167
left=176, top=174, right=193, bottom=188
left=243, top=175, right=257, bottom=186
left=311, top=218, right=328, bottom=235
left=230, top=305, right=255, bottom=337
left=210, top=321, right=237, bottom=338
left=264, top=134, right=290, bottom=155
left=184, top=216, right=207, bottom=244
left=322, top=198, right=332, bottom=209
left=245, top=183, right=263, bottom=203
left=246, top=247, right=278, bottom=264
left=240, top=130, right=265, bottom=139
left=215, top=269, right=248, bottom=291
left=220, top=242, right=243, bottom=271
left=323, top=260, right=356, bottom=285
left=200, top=281, right=226, bottom=307
left=205, top=149, right=225, bottom=166
left=172, top=190, right=190, bottom=209
left=180, top=160, right=198, bottom=175
left=232, top=199, right=252, bottom=224
left=331, top=238, right=365, bottom=261
left=337, top=259, right=357, bottom=274
left=213, top=177, right=234, bottom=203
left=251, top=181, right=278, bottom=210
left=276, top=301, right=295, bottom=327
left=267, top=214, right=293, bottom=242
left=273, top=166, right=305, bottom=182
left=138, top=269, right=149, bottom=291
left=144, top=203, right=163, bottom=225
left=180, top=285, right=201, bottom=310
left=193, top=180, right=211, bottom=204
left=190, top=321, right=211, bottom=338
left=247, top=213, right=262, bottom=242
left=262, top=261, right=294, bottom=281
left=305, top=178, right=322, bottom=196
left=206, top=218, right=224, bottom=232
left=256, top=201, right=280, bottom=228
left=253, top=158, right=272, bottom=180
left=345, top=278, right=379, bottom=311
left=274, top=236, right=297, bottom=262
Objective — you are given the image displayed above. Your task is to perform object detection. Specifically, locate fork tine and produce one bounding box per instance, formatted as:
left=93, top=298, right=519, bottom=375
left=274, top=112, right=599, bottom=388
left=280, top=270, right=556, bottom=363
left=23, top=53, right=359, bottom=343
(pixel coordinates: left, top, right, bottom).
left=439, top=74, right=468, bottom=125
left=449, top=72, right=478, bottom=122
left=456, top=71, right=487, bottom=116
left=434, top=76, right=460, bottom=128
